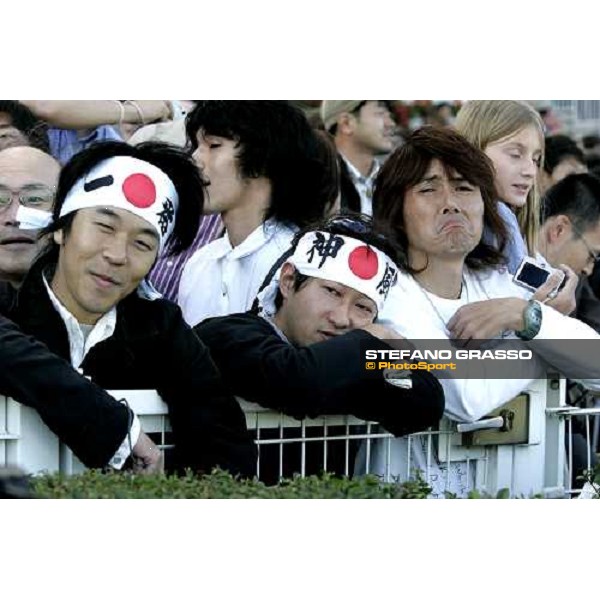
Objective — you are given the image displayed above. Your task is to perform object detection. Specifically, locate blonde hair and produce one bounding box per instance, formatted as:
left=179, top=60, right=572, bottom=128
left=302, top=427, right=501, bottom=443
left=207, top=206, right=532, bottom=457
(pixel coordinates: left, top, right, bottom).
left=455, top=100, right=545, bottom=253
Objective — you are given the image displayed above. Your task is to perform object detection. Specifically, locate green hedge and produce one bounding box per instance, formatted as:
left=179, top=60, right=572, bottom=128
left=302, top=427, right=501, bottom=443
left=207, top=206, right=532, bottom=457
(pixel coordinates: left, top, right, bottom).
left=31, top=469, right=433, bottom=499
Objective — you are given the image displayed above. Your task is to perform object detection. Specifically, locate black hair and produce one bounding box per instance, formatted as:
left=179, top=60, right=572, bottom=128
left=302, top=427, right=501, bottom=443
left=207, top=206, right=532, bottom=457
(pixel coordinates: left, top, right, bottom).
left=541, top=172, right=600, bottom=232
left=185, top=101, right=333, bottom=228
left=544, top=135, right=585, bottom=175
left=583, top=135, right=600, bottom=150
left=41, top=140, right=205, bottom=256
left=270, top=211, right=400, bottom=311
left=0, top=100, right=49, bottom=152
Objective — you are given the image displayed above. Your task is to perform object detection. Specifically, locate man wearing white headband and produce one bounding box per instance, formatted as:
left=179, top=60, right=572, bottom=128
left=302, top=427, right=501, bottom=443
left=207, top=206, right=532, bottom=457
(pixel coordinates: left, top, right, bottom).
left=195, top=215, right=445, bottom=481
left=9, top=141, right=256, bottom=478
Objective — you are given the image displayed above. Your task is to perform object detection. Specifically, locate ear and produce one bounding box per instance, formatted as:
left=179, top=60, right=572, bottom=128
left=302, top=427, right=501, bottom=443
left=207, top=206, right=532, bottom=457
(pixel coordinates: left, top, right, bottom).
left=338, top=112, right=356, bottom=136
left=278, top=262, right=297, bottom=301
left=53, top=229, right=64, bottom=246
left=550, top=214, right=573, bottom=242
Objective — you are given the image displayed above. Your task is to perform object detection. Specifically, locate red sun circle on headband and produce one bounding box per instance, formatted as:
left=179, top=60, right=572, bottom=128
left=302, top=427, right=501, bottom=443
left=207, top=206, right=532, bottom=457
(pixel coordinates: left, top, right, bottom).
left=122, top=173, right=156, bottom=208
left=348, top=246, right=379, bottom=280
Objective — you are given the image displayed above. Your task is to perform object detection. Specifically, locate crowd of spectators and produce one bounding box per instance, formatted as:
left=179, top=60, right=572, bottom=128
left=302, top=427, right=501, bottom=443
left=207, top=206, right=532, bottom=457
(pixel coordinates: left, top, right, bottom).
left=1, top=99, right=600, bottom=495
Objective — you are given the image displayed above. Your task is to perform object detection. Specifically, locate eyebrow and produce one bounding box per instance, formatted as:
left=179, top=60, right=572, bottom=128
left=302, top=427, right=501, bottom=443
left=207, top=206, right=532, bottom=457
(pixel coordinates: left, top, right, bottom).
left=95, top=208, right=160, bottom=241
left=505, top=141, right=542, bottom=154
left=0, top=183, right=53, bottom=192
left=419, top=174, right=470, bottom=184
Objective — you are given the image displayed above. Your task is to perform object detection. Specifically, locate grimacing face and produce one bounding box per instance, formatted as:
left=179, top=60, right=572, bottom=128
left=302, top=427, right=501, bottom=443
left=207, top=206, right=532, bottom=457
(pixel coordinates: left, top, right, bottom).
left=51, top=207, right=160, bottom=324
left=273, top=263, right=377, bottom=347
left=402, top=159, right=484, bottom=269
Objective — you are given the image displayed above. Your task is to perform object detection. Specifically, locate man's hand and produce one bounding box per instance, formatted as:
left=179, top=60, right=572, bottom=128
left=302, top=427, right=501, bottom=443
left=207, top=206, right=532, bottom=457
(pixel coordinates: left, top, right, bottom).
left=447, top=298, right=528, bottom=343
left=360, top=323, right=405, bottom=340
left=532, top=264, right=578, bottom=315
left=132, top=431, right=164, bottom=475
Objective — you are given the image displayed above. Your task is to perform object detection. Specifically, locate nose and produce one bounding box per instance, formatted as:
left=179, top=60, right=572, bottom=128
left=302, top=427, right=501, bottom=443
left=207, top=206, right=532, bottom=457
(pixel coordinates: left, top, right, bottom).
left=102, top=235, right=128, bottom=265
left=0, top=197, right=20, bottom=226
left=192, top=144, right=207, bottom=171
left=440, top=185, right=461, bottom=214
left=383, top=112, right=395, bottom=131
left=329, top=302, right=352, bottom=330
left=521, top=158, right=537, bottom=178
left=582, top=262, right=594, bottom=277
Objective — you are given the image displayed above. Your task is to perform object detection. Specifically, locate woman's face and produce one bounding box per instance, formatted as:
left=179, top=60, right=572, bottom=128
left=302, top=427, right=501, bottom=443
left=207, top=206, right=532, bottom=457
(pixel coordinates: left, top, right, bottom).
left=484, top=124, right=542, bottom=208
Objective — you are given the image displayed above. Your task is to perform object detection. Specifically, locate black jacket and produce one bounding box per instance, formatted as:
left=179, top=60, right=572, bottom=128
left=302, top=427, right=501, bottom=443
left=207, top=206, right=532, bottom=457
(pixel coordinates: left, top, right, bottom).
left=339, top=158, right=362, bottom=213
left=10, top=257, right=257, bottom=477
left=0, top=313, right=132, bottom=468
left=195, top=313, right=445, bottom=437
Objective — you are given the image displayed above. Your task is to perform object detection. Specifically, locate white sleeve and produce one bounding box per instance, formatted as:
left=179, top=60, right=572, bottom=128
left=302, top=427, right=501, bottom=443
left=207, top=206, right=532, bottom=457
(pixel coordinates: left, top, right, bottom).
left=108, top=414, right=141, bottom=470
left=524, top=303, right=600, bottom=391
left=440, top=376, right=537, bottom=423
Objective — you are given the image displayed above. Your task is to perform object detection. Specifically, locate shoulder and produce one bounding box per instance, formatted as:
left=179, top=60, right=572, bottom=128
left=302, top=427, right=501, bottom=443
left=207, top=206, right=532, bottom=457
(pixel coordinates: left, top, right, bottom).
left=195, top=312, right=273, bottom=341
left=120, top=294, right=187, bottom=331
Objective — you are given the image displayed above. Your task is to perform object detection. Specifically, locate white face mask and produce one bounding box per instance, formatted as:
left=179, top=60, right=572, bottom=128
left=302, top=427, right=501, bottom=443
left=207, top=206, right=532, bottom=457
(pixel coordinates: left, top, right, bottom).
left=15, top=205, right=53, bottom=230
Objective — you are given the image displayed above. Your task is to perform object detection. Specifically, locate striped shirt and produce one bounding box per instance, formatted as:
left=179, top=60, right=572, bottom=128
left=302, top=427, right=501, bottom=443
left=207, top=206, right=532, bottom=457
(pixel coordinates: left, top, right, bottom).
left=149, top=213, right=223, bottom=302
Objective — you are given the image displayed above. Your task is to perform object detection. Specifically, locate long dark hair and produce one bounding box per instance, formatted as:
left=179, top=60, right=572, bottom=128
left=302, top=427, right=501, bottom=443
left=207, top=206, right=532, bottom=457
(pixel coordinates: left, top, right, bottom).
left=373, top=126, right=508, bottom=272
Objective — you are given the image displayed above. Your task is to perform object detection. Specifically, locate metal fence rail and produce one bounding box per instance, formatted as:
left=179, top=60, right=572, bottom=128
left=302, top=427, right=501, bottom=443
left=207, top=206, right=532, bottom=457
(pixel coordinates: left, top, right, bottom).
left=2, top=376, right=595, bottom=498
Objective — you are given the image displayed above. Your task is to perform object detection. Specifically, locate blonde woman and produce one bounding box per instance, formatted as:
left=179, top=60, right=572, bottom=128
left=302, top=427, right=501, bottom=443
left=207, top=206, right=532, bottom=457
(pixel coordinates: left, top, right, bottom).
left=455, top=100, right=545, bottom=269
left=456, top=100, right=576, bottom=313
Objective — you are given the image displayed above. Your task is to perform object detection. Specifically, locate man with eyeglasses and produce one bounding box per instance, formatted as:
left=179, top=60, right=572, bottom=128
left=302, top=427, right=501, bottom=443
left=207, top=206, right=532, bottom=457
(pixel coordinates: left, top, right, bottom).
left=0, top=146, right=58, bottom=309
left=538, top=173, right=600, bottom=329
left=538, top=172, right=600, bottom=487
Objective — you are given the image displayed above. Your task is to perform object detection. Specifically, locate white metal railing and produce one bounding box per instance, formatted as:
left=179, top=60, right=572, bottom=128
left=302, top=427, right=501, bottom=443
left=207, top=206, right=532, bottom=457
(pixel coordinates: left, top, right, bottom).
left=550, top=100, right=600, bottom=137
left=546, top=402, right=600, bottom=497
left=2, top=376, right=594, bottom=498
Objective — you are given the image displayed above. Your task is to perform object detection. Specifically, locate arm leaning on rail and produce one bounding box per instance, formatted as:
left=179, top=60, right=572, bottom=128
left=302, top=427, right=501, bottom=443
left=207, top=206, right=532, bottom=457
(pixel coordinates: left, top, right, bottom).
left=0, top=314, right=137, bottom=469
left=194, top=313, right=445, bottom=437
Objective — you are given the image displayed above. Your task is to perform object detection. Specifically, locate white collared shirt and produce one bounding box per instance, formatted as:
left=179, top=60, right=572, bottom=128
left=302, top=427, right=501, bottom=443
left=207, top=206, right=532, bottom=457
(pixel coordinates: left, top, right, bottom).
left=178, top=219, right=297, bottom=326
left=340, top=154, right=380, bottom=217
left=42, top=276, right=140, bottom=469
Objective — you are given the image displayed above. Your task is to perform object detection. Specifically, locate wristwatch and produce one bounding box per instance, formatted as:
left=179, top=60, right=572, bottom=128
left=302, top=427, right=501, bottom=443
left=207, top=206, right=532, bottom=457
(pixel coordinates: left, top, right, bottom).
left=515, top=299, right=542, bottom=340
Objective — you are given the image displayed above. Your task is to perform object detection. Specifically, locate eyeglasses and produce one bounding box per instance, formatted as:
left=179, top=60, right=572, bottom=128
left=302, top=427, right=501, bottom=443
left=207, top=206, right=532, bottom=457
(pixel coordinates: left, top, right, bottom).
left=571, top=221, right=600, bottom=265
left=0, top=190, right=54, bottom=212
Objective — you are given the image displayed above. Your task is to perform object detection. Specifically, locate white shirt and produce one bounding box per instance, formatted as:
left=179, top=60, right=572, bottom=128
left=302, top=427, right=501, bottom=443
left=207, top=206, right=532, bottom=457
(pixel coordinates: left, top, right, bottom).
left=360, top=266, right=600, bottom=496
left=178, top=219, right=297, bottom=326
left=43, top=277, right=141, bottom=470
left=379, top=266, right=600, bottom=422
left=340, top=154, right=380, bottom=217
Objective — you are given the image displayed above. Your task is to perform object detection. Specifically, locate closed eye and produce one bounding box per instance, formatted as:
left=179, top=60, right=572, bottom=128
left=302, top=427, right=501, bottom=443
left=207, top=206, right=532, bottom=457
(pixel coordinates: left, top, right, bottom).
left=324, top=285, right=341, bottom=298
left=356, top=303, right=374, bottom=315
left=95, top=221, right=114, bottom=232
left=134, top=239, right=155, bottom=252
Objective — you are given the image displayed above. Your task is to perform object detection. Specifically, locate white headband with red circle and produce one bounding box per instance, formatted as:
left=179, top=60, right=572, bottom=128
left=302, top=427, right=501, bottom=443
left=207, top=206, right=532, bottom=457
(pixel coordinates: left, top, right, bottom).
left=59, top=156, right=179, bottom=252
left=257, top=231, right=398, bottom=316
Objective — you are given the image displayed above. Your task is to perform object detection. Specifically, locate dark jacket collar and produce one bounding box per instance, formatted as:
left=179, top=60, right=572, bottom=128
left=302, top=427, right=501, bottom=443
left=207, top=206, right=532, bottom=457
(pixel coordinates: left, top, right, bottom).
left=13, top=253, right=162, bottom=363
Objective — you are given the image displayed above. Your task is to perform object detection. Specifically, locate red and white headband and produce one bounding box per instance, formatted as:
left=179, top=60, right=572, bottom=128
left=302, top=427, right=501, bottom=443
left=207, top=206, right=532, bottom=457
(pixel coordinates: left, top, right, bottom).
left=257, top=231, right=398, bottom=316
left=59, top=156, right=179, bottom=252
